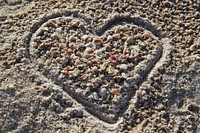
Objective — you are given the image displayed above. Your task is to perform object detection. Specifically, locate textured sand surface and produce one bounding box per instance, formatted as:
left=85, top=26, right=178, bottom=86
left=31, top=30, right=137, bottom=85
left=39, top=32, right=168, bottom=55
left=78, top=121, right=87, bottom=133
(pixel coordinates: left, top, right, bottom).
left=0, top=0, right=199, bottom=132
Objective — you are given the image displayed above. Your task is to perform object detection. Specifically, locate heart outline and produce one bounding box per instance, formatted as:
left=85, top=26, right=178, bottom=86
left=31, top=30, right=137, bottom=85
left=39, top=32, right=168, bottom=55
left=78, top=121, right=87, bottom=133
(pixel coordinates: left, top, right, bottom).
left=23, top=9, right=166, bottom=123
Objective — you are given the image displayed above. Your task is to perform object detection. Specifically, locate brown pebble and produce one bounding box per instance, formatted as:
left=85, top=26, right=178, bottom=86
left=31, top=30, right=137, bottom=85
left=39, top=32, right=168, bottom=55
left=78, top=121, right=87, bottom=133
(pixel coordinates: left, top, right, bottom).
left=50, top=50, right=59, bottom=58
left=86, top=61, right=92, bottom=66
left=38, top=42, right=46, bottom=49
left=58, top=43, right=66, bottom=49
left=133, top=27, right=139, bottom=34
left=112, top=34, right=121, bottom=39
left=93, top=37, right=103, bottom=46
left=63, top=66, right=74, bottom=71
left=58, top=18, right=65, bottom=24
left=143, top=32, right=152, bottom=39
left=111, top=88, right=121, bottom=95
left=66, top=48, right=73, bottom=53
left=80, top=74, right=87, bottom=80
left=85, top=48, right=93, bottom=54
left=68, top=21, right=79, bottom=28
left=47, top=20, right=57, bottom=27
left=45, top=42, right=53, bottom=47
left=113, top=76, right=124, bottom=82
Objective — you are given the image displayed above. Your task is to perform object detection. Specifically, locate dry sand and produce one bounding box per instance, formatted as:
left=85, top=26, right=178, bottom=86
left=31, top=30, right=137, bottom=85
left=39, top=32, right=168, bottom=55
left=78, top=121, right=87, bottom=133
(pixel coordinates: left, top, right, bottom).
left=0, top=0, right=199, bottom=132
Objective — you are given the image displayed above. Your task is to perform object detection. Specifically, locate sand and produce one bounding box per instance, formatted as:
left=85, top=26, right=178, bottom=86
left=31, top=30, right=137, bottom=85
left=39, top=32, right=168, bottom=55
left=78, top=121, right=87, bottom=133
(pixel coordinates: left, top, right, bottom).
left=0, top=0, right=199, bottom=132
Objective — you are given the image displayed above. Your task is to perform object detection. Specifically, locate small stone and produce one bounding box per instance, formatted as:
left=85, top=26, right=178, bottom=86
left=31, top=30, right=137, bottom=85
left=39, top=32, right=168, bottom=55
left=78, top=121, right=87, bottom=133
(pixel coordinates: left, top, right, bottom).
left=56, top=27, right=63, bottom=33
left=121, top=25, right=129, bottom=31
left=95, top=49, right=103, bottom=57
left=82, top=35, right=89, bottom=41
left=47, top=20, right=57, bottom=27
left=6, top=84, right=15, bottom=90
left=114, top=27, right=121, bottom=33
left=92, top=37, right=103, bottom=46
left=99, top=88, right=107, bottom=98
left=73, top=109, right=83, bottom=118
left=69, top=36, right=76, bottom=42
left=133, top=27, right=139, bottom=34
left=106, top=66, right=119, bottom=74
left=69, top=69, right=80, bottom=77
left=75, top=60, right=82, bottom=66
left=121, top=73, right=128, bottom=78
left=93, top=92, right=99, bottom=101
left=126, top=36, right=135, bottom=44
left=80, top=74, right=88, bottom=80
left=38, top=42, right=46, bottom=49
left=91, top=66, right=98, bottom=74
left=85, top=47, right=93, bottom=54
left=58, top=43, right=66, bottom=49
left=111, top=88, right=121, bottom=95
left=83, top=53, right=91, bottom=59
left=188, top=103, right=199, bottom=113
left=112, top=34, right=121, bottom=39
left=44, top=59, right=51, bottom=66
left=109, top=55, right=117, bottom=61
left=100, top=62, right=108, bottom=70
left=68, top=21, right=79, bottom=28
left=141, top=90, right=146, bottom=95
left=107, top=35, right=113, bottom=41
left=117, top=64, right=128, bottom=70
left=143, top=32, right=152, bottom=39
left=113, top=76, right=124, bottom=83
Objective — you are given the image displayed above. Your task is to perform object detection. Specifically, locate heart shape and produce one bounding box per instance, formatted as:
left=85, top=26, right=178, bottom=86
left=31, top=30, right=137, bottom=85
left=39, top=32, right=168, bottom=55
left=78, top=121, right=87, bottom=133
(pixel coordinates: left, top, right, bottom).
left=25, top=10, right=164, bottom=123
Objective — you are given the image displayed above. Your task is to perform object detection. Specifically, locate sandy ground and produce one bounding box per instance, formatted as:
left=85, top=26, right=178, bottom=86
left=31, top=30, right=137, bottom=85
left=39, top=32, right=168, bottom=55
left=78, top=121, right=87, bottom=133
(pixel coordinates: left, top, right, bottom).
left=0, top=0, right=199, bottom=132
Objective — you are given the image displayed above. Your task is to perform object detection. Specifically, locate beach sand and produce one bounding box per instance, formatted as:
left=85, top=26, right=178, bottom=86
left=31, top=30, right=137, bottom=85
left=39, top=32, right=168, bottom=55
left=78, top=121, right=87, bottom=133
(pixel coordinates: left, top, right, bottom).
left=0, top=0, right=199, bottom=132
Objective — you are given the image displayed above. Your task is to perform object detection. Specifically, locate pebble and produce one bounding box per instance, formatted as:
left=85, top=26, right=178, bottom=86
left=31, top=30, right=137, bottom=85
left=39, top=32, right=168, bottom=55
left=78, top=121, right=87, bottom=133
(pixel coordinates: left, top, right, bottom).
left=117, top=64, right=128, bottom=70
left=58, top=43, right=66, bottom=49
left=44, top=59, right=51, bottom=66
left=100, top=62, right=108, bottom=70
left=93, top=92, right=99, bottom=101
left=85, top=47, right=93, bottom=54
left=47, top=20, right=57, bottom=28
left=75, top=59, right=82, bottom=66
left=143, top=32, right=152, bottom=39
left=50, top=33, right=60, bottom=40
left=83, top=53, right=91, bottom=59
left=106, top=65, right=119, bottom=74
left=112, top=33, right=121, bottom=39
left=126, top=36, right=135, bottom=44
left=82, top=34, right=89, bottom=41
left=68, top=69, right=80, bottom=77
left=114, top=27, right=121, bottom=33
left=69, top=36, right=76, bottom=42
left=73, top=109, right=83, bottom=118
left=98, top=88, right=107, bottom=98
left=6, top=83, right=16, bottom=90
left=95, top=49, right=103, bottom=57
left=121, top=73, right=128, bottom=78
left=91, top=66, right=99, bottom=74
left=121, top=25, right=129, bottom=31
left=107, top=35, right=113, bottom=41
left=92, top=37, right=103, bottom=46
left=68, top=21, right=79, bottom=28
left=111, top=88, right=121, bottom=95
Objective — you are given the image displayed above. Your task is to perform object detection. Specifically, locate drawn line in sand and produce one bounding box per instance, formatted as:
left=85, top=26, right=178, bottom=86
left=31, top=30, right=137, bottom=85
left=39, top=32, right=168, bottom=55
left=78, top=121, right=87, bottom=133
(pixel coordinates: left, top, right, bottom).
left=24, top=10, right=171, bottom=124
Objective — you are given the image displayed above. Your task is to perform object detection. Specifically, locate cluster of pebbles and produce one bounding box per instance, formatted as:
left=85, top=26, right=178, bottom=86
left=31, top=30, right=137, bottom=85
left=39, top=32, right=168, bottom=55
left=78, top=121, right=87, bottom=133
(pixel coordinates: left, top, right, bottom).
left=29, top=15, right=163, bottom=119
